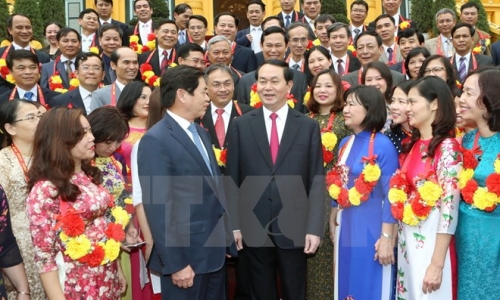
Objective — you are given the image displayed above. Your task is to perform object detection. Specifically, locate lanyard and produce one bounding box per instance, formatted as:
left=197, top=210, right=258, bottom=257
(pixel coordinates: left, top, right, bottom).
left=285, top=54, right=305, bottom=72
left=338, top=131, right=376, bottom=165
left=110, top=83, right=117, bottom=106
left=9, top=85, right=46, bottom=106
left=309, top=112, right=335, bottom=133
left=11, top=144, right=29, bottom=182
left=450, top=54, right=478, bottom=74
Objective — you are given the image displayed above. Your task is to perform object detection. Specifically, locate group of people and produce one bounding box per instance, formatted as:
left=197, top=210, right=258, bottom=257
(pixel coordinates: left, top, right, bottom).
left=0, top=0, right=499, bottom=299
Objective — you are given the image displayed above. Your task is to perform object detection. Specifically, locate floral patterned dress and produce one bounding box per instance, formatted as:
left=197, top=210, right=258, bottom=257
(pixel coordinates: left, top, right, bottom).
left=0, top=147, right=46, bottom=300
left=26, top=172, right=121, bottom=300
left=396, top=138, right=462, bottom=300
left=118, top=127, right=146, bottom=168
left=307, top=112, right=351, bottom=300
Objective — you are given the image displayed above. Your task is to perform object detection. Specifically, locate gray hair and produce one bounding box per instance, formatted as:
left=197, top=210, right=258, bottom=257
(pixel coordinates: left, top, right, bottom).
left=204, top=63, right=234, bottom=82
left=435, top=8, right=456, bottom=22
left=207, top=36, right=231, bottom=51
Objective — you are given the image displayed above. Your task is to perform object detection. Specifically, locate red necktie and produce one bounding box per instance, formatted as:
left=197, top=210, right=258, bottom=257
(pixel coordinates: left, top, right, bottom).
left=214, top=108, right=225, bottom=147
left=337, top=59, right=344, bottom=76
left=270, top=113, right=279, bottom=164
left=160, top=50, right=169, bottom=74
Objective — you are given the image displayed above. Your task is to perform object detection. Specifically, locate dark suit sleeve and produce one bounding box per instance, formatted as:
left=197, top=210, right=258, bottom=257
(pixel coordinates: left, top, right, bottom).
left=235, top=74, right=252, bottom=105
left=492, top=43, right=500, bottom=66
left=40, top=63, right=51, bottom=89
left=236, top=30, right=251, bottom=48
left=245, top=50, right=257, bottom=73
left=305, top=120, right=325, bottom=236
left=138, top=133, right=189, bottom=274
left=225, top=119, right=241, bottom=230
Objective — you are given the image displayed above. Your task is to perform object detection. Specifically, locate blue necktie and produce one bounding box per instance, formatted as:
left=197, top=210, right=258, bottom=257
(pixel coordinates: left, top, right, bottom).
left=458, top=56, right=467, bottom=82
left=285, top=15, right=291, bottom=28
left=179, top=31, right=186, bottom=45
left=23, top=91, right=34, bottom=101
left=187, top=123, right=213, bottom=175
left=387, top=47, right=393, bottom=62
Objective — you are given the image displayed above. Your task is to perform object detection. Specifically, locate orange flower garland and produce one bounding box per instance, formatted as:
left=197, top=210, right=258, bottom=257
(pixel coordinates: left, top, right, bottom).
left=249, top=83, right=297, bottom=109
left=459, top=133, right=500, bottom=212
left=212, top=146, right=227, bottom=167
left=129, top=33, right=156, bottom=55
left=139, top=61, right=177, bottom=87
left=326, top=131, right=382, bottom=208
left=0, top=58, right=15, bottom=84
left=399, top=21, right=411, bottom=30
left=48, top=72, right=80, bottom=93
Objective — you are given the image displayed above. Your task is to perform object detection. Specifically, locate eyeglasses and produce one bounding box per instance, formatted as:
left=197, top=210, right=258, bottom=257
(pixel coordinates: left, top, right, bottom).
left=13, top=113, right=43, bottom=123
left=423, top=67, right=445, bottom=75
left=210, top=81, right=232, bottom=89
left=184, top=58, right=207, bottom=66
left=290, top=37, right=308, bottom=45
left=352, top=9, right=366, bottom=14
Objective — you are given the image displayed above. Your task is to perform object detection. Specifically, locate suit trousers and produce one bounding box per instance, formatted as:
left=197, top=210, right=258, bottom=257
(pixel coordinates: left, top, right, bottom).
left=245, top=242, right=307, bottom=300
left=160, top=266, right=226, bottom=300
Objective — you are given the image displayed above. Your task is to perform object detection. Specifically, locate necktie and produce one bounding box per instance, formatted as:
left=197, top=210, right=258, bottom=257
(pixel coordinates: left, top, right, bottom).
left=292, top=64, right=300, bottom=70
left=103, top=21, right=109, bottom=25
left=109, top=68, right=117, bottom=83
left=270, top=113, right=279, bottom=164
left=214, top=108, right=225, bottom=147
left=65, top=60, right=72, bottom=84
left=23, top=91, right=34, bottom=101
left=387, top=47, right=393, bottom=62
left=161, top=50, right=169, bottom=74
left=445, top=39, right=453, bottom=57
left=353, top=28, right=360, bottom=40
left=458, top=56, right=467, bottom=82
left=285, top=15, right=291, bottom=28
left=187, top=123, right=213, bottom=175
left=337, top=59, right=344, bottom=76
left=179, top=31, right=186, bottom=44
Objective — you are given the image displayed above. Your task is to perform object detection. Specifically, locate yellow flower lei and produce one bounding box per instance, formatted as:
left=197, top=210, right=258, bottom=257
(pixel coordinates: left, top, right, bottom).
left=212, top=146, right=227, bottom=167
left=0, top=58, right=15, bottom=84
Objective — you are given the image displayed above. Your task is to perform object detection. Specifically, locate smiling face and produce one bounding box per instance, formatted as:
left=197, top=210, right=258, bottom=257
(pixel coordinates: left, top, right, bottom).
left=10, top=58, right=40, bottom=91
left=459, top=73, right=484, bottom=125
left=261, top=33, right=287, bottom=61
left=375, top=17, right=396, bottom=45
left=8, top=15, right=33, bottom=47
left=356, top=35, right=382, bottom=67
left=313, top=73, right=337, bottom=111
left=96, top=0, right=112, bottom=19
left=111, top=48, right=139, bottom=82
left=307, top=50, right=331, bottom=76
left=45, top=24, right=61, bottom=46
left=329, top=27, right=350, bottom=54
left=5, top=102, right=41, bottom=145
left=78, top=12, right=99, bottom=33
left=134, top=0, right=153, bottom=23
left=59, top=32, right=81, bottom=59
left=350, top=4, right=368, bottom=25
left=71, top=116, right=96, bottom=162
left=257, top=64, right=293, bottom=112
left=408, top=53, right=426, bottom=79
left=280, top=0, right=296, bottom=14
left=187, top=18, right=206, bottom=44
left=406, top=87, right=437, bottom=130
left=436, top=13, right=456, bottom=37
left=76, top=56, right=105, bottom=89
left=207, top=40, right=232, bottom=65
left=207, top=69, right=234, bottom=108
left=156, top=23, right=178, bottom=50
left=132, top=86, right=151, bottom=119
left=383, top=0, right=401, bottom=16
left=364, top=68, right=388, bottom=96
left=460, top=7, right=478, bottom=26
left=390, top=87, right=409, bottom=125
left=399, top=33, right=420, bottom=58
left=99, top=29, right=122, bottom=56
left=343, top=93, right=367, bottom=133
left=174, top=9, right=193, bottom=30
left=215, top=15, right=237, bottom=42
left=301, top=0, right=321, bottom=20
left=247, top=4, right=265, bottom=27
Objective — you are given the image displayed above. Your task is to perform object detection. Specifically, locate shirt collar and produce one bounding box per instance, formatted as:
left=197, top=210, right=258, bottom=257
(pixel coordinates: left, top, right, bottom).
left=456, top=52, right=471, bottom=61
left=331, top=53, right=348, bottom=62
left=440, top=34, right=451, bottom=43
left=289, top=58, right=303, bottom=66
left=100, top=18, right=112, bottom=25
left=304, top=16, right=315, bottom=24
left=211, top=100, right=233, bottom=116
left=262, top=102, right=289, bottom=122
left=12, top=42, right=30, bottom=51
left=250, top=25, right=262, bottom=31
left=17, top=85, right=37, bottom=98
left=139, top=20, right=152, bottom=27
left=392, top=13, right=401, bottom=24
left=115, top=80, right=126, bottom=91
left=81, top=32, right=95, bottom=39
left=60, top=55, right=75, bottom=63
left=167, top=109, right=191, bottom=131
left=79, top=85, right=92, bottom=99
left=383, top=44, right=395, bottom=51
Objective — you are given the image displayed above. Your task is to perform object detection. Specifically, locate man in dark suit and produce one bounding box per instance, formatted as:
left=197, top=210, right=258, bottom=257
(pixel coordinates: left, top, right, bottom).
left=50, top=53, right=105, bottom=115
left=127, top=0, right=156, bottom=46
left=0, top=50, right=60, bottom=106
left=138, top=65, right=236, bottom=300
left=368, top=0, right=417, bottom=35
left=300, top=0, right=321, bottom=40
left=313, top=14, right=335, bottom=49
left=214, top=12, right=257, bottom=73
left=235, top=27, right=308, bottom=110
left=138, top=20, right=179, bottom=78
left=389, top=28, right=425, bottom=75
left=235, top=0, right=266, bottom=54
left=173, top=3, right=193, bottom=48
left=206, top=36, right=245, bottom=95
left=328, top=23, right=361, bottom=76
left=40, top=28, right=81, bottom=90
left=225, top=59, right=324, bottom=300
left=276, top=0, right=304, bottom=28
left=78, top=9, right=101, bottom=52
left=450, top=23, right=493, bottom=84
left=95, top=0, right=130, bottom=46
left=492, top=40, right=500, bottom=66
left=349, top=0, right=369, bottom=40
left=342, top=31, right=405, bottom=87
left=460, top=2, right=491, bottom=56
left=0, top=14, right=50, bottom=94
left=254, top=17, right=286, bottom=67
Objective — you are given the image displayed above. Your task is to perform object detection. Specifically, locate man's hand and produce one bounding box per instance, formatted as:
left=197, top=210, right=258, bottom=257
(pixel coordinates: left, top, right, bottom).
left=246, top=34, right=253, bottom=42
left=172, top=265, right=195, bottom=289
left=233, top=231, right=243, bottom=251
left=304, top=234, right=321, bottom=254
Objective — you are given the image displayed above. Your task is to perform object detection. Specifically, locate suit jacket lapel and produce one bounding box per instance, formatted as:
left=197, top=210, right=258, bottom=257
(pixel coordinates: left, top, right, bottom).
left=57, top=60, right=70, bottom=88
left=224, top=104, right=240, bottom=147
left=250, top=109, right=273, bottom=170
left=152, top=50, right=161, bottom=75
left=201, top=110, right=219, bottom=148
left=274, top=109, right=301, bottom=170
left=72, top=90, right=86, bottom=112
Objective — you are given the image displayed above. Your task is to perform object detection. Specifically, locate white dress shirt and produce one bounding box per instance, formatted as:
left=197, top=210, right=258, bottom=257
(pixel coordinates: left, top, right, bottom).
left=138, top=20, right=153, bottom=44
left=81, top=33, right=96, bottom=52
left=331, top=53, right=347, bottom=74
left=455, top=52, right=472, bottom=74
left=17, top=85, right=38, bottom=100
left=249, top=26, right=262, bottom=53
left=392, top=13, right=401, bottom=32
left=115, top=79, right=126, bottom=91
left=304, top=16, right=316, bottom=31
left=440, top=34, right=453, bottom=57
left=211, top=100, right=233, bottom=135
left=157, top=46, right=172, bottom=70
left=263, top=103, right=288, bottom=144
left=131, top=139, right=143, bottom=206
left=100, top=18, right=113, bottom=25
left=383, top=44, right=396, bottom=59
left=288, top=58, right=303, bottom=70
left=12, top=42, right=31, bottom=51
left=60, top=55, right=76, bottom=73
left=167, top=110, right=210, bottom=158
left=79, top=86, right=93, bottom=115
left=350, top=25, right=364, bottom=39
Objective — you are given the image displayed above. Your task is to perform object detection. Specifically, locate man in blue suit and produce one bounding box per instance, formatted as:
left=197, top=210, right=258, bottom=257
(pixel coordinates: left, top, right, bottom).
left=235, top=0, right=266, bottom=53
left=492, top=40, right=500, bottom=66
left=138, top=65, right=237, bottom=300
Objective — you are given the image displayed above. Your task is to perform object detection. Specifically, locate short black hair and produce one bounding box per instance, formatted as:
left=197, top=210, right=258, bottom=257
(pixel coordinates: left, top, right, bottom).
left=350, top=0, right=368, bottom=12
left=75, top=52, right=105, bottom=70
left=156, top=19, right=179, bottom=31
left=246, top=0, right=266, bottom=11
left=98, top=23, right=123, bottom=41
left=255, top=59, right=293, bottom=82
left=261, top=26, right=288, bottom=45
left=7, top=14, right=30, bottom=29
left=79, top=8, right=99, bottom=20
left=354, top=30, right=382, bottom=48
left=374, top=14, right=395, bottom=26
left=94, top=0, right=113, bottom=5
left=345, top=85, right=387, bottom=132
left=133, top=0, right=152, bottom=10
left=188, top=15, right=208, bottom=28
left=397, top=28, right=424, bottom=45
left=6, top=50, right=39, bottom=70
left=178, top=43, right=205, bottom=59
left=418, top=54, right=458, bottom=95
left=0, top=99, right=38, bottom=147
left=362, top=61, right=393, bottom=101
left=43, top=22, right=63, bottom=37
left=475, top=68, right=500, bottom=131
left=327, top=22, right=351, bottom=38
left=286, top=22, right=310, bottom=41
left=117, top=81, right=151, bottom=121
left=174, top=3, right=192, bottom=14
left=160, top=65, right=205, bottom=108
left=57, top=27, right=82, bottom=42
left=314, top=14, right=336, bottom=28
left=88, top=106, right=129, bottom=143
left=214, top=12, right=239, bottom=28
left=451, top=22, right=475, bottom=38
left=460, top=2, right=479, bottom=13
left=404, top=47, right=430, bottom=79
left=262, top=16, right=284, bottom=30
